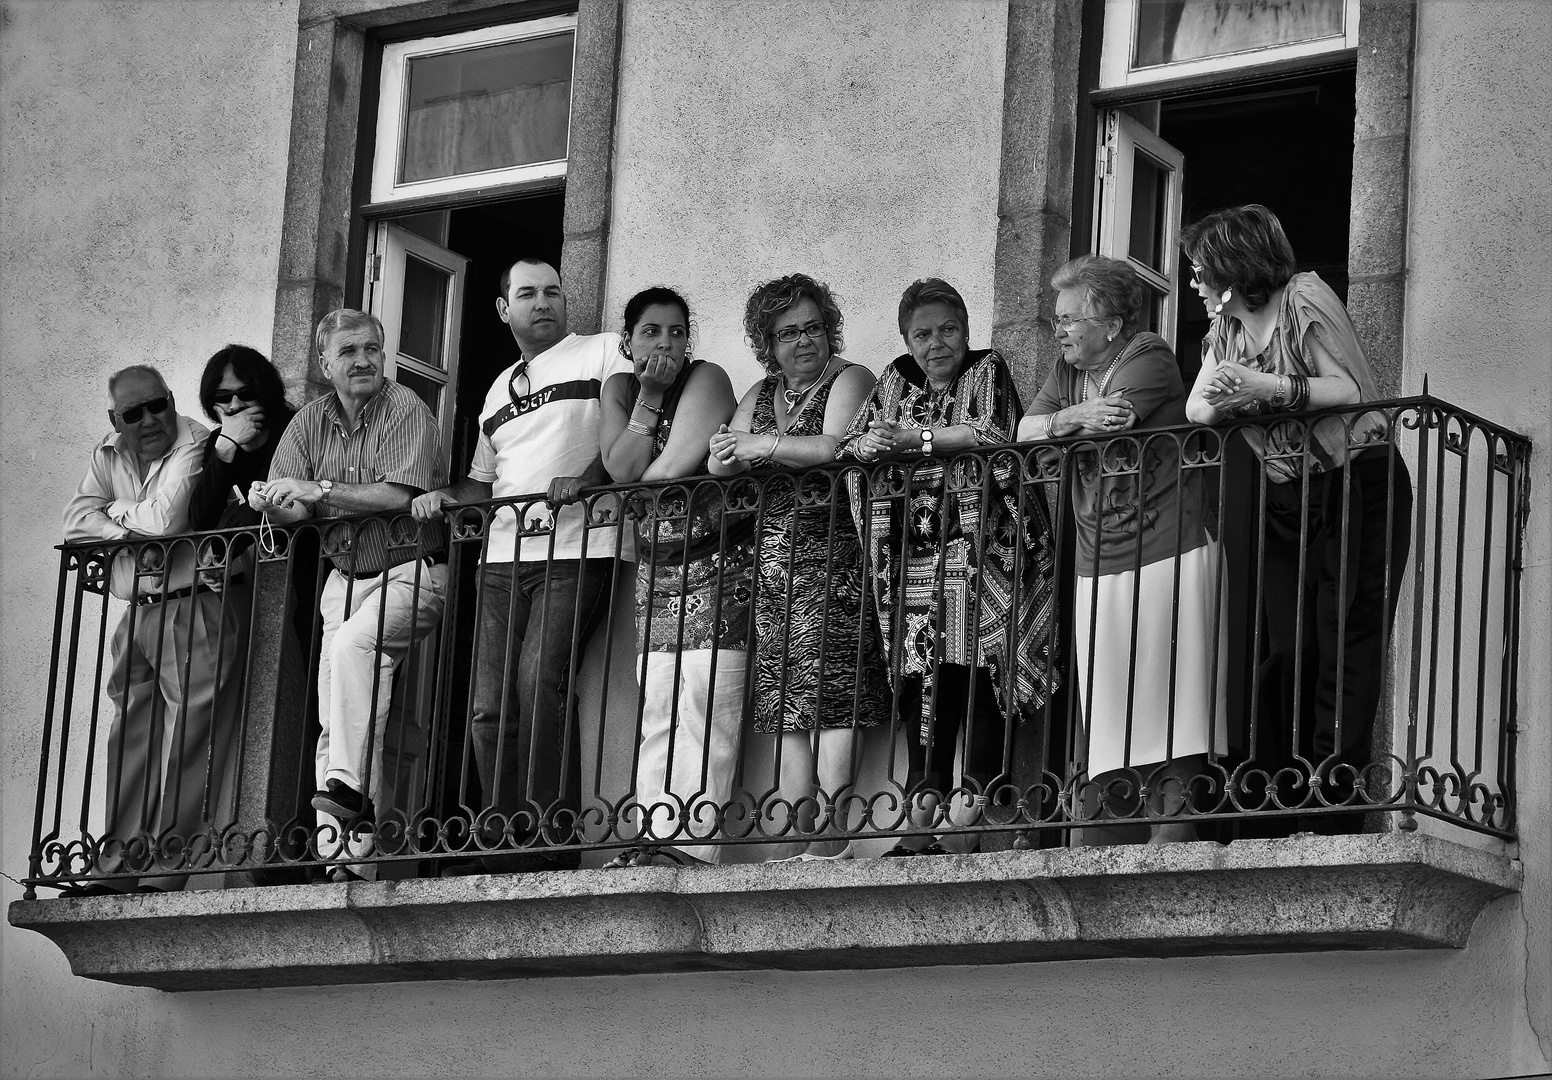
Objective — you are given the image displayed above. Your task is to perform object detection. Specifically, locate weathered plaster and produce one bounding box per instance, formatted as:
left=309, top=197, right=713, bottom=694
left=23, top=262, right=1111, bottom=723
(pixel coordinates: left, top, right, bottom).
left=604, top=0, right=1009, bottom=396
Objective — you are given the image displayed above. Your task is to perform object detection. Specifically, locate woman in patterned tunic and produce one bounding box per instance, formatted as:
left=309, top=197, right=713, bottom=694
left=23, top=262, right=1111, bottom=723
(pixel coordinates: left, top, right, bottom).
left=709, top=273, right=889, bottom=861
left=599, top=287, right=752, bottom=867
left=843, top=278, right=1059, bottom=856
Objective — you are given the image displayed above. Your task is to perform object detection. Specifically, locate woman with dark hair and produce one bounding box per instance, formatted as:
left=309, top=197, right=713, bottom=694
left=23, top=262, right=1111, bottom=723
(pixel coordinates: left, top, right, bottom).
left=1182, top=204, right=1412, bottom=824
left=708, top=273, right=889, bottom=860
left=597, top=286, right=752, bottom=868
left=842, top=278, right=1059, bottom=855
left=1018, top=255, right=1224, bottom=843
left=189, top=344, right=296, bottom=530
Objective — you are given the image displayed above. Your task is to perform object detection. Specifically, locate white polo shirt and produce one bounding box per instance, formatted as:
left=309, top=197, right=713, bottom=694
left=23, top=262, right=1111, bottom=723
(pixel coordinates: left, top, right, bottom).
left=469, top=331, right=633, bottom=563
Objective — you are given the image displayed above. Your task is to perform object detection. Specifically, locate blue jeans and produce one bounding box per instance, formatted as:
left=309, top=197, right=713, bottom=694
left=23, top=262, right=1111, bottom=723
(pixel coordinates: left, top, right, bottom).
left=470, top=559, right=612, bottom=847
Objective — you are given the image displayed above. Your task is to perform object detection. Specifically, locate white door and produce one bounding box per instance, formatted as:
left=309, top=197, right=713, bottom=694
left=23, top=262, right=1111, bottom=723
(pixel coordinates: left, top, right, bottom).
left=1092, top=109, right=1186, bottom=344
left=367, top=222, right=469, bottom=467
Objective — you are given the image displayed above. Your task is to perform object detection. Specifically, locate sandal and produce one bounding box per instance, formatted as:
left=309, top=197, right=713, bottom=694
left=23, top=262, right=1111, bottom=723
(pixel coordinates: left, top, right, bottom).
left=602, top=847, right=645, bottom=869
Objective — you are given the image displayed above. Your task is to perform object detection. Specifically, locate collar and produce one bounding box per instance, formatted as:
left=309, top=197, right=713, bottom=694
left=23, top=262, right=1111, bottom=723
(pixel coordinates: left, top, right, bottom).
left=521, top=332, right=577, bottom=368
left=324, top=386, right=387, bottom=434
left=101, top=413, right=202, bottom=458
left=890, top=348, right=993, bottom=393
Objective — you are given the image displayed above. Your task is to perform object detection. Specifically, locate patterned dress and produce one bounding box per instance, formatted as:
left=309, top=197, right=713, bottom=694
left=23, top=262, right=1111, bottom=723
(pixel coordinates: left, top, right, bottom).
left=633, top=361, right=756, bottom=652
left=748, top=366, right=890, bottom=733
left=841, top=349, right=1060, bottom=740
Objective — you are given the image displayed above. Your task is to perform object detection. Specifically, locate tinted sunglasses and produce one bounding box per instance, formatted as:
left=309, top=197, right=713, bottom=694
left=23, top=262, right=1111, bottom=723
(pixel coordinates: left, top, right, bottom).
left=115, top=396, right=171, bottom=425
left=211, top=386, right=258, bottom=406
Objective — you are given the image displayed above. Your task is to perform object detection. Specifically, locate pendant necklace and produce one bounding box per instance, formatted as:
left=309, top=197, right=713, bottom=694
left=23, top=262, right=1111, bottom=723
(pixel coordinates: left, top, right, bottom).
left=781, top=357, right=836, bottom=416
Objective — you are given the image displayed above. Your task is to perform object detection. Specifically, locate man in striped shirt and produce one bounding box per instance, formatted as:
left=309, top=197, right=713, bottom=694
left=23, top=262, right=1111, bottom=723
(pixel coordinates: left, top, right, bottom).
left=252, top=309, right=446, bottom=878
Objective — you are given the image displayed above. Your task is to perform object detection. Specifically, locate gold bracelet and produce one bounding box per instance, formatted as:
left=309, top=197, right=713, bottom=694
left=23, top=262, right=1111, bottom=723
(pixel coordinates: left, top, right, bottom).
left=771, top=434, right=783, bottom=460
left=636, top=398, right=664, bottom=415
left=626, top=419, right=655, bottom=437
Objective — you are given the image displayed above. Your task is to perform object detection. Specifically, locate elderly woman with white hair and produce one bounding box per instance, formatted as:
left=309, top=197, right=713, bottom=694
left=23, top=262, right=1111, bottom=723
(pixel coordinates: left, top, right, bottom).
left=1017, top=255, right=1225, bottom=843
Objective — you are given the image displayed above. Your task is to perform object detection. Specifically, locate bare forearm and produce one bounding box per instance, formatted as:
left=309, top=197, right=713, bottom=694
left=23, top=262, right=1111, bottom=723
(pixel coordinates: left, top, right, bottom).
left=325, top=481, right=418, bottom=515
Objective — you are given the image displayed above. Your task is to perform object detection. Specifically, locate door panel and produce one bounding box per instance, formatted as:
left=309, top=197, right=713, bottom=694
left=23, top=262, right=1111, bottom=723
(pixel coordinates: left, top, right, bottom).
left=1092, top=110, right=1185, bottom=342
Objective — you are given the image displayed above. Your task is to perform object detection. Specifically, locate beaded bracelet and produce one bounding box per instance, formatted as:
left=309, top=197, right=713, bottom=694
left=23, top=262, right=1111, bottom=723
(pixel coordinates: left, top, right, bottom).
left=636, top=398, right=664, bottom=415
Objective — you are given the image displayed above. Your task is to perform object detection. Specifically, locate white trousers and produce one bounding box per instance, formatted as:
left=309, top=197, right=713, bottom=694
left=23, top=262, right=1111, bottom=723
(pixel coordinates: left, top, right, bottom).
left=635, top=649, right=746, bottom=863
left=315, top=560, right=446, bottom=860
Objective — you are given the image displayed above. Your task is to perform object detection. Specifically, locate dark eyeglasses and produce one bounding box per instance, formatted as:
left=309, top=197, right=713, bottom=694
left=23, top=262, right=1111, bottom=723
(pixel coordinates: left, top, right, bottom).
left=211, top=386, right=258, bottom=405
left=115, top=396, right=171, bottom=424
left=773, top=321, right=827, bottom=344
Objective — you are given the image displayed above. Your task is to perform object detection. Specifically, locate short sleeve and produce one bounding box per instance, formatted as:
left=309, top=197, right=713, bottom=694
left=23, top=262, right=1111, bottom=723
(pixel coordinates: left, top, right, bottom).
left=374, top=392, right=442, bottom=492
left=467, top=429, right=498, bottom=484
left=267, top=416, right=313, bottom=482
left=598, top=333, right=633, bottom=380
left=1284, top=274, right=1374, bottom=389
left=1108, top=345, right=1182, bottom=426
left=1030, top=364, right=1070, bottom=418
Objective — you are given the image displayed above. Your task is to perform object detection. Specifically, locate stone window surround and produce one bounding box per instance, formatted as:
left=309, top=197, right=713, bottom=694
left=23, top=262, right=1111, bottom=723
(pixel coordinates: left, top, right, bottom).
left=8, top=0, right=1485, bottom=992
left=990, top=0, right=1413, bottom=400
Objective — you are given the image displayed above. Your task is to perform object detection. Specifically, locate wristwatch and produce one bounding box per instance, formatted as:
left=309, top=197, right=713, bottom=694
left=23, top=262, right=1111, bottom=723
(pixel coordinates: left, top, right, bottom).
left=919, top=428, right=935, bottom=456
left=317, top=479, right=334, bottom=505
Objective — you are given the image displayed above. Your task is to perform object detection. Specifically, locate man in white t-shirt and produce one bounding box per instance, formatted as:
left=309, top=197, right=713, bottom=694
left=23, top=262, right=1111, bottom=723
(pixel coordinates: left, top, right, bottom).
left=413, top=258, right=630, bottom=873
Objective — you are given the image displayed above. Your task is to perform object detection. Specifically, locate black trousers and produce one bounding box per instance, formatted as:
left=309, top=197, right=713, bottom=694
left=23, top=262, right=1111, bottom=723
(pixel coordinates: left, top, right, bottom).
left=1257, top=447, right=1413, bottom=775
left=898, top=664, right=1008, bottom=794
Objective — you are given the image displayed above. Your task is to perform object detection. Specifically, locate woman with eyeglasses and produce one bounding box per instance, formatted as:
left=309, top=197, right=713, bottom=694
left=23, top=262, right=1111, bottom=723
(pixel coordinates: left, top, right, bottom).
left=708, top=273, right=889, bottom=861
left=1017, top=255, right=1224, bottom=843
left=1182, top=204, right=1411, bottom=829
left=840, top=278, right=1060, bottom=856
left=189, top=344, right=297, bottom=531
left=597, top=286, right=754, bottom=868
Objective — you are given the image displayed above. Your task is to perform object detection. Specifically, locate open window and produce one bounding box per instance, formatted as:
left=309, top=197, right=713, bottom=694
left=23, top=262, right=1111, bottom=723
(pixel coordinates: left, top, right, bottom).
left=1092, top=108, right=1185, bottom=343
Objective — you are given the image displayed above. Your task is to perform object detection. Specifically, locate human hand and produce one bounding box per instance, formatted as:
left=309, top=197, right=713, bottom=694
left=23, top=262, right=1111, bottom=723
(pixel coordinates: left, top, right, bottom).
left=636, top=353, right=678, bottom=398
left=219, top=407, right=266, bottom=451
left=248, top=478, right=316, bottom=512
left=410, top=488, right=456, bottom=522
left=856, top=418, right=904, bottom=460
left=547, top=475, right=587, bottom=506
left=1062, top=394, right=1135, bottom=435
left=1199, top=362, right=1271, bottom=414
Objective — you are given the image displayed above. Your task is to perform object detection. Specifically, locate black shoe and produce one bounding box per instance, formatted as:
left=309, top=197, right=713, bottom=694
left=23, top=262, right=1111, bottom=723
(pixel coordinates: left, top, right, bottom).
left=437, top=858, right=489, bottom=878
left=312, top=779, right=375, bottom=827
left=58, top=883, right=120, bottom=897
left=880, top=842, right=927, bottom=858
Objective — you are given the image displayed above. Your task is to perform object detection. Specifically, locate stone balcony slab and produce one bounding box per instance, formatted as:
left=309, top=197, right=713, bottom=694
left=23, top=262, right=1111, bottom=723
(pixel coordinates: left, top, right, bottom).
left=8, top=833, right=1519, bottom=992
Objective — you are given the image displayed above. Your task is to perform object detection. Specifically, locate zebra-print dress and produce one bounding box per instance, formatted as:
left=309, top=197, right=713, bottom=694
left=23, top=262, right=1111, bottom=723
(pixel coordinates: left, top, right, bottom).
left=748, top=366, right=889, bottom=733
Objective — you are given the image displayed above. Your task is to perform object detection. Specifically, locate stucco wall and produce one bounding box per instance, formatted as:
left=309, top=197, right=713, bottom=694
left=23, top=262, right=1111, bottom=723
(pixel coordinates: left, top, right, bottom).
left=1403, top=0, right=1552, bottom=1072
left=604, top=0, right=1009, bottom=395
left=2, top=1, right=1549, bottom=1078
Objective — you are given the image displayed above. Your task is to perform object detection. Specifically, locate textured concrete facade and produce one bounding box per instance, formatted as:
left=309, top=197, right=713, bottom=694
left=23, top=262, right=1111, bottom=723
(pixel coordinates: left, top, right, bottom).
left=2, top=2, right=1549, bottom=1078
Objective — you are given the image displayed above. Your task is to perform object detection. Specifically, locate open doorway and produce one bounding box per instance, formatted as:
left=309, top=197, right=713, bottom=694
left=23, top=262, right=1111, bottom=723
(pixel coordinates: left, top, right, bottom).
left=1162, top=66, right=1355, bottom=382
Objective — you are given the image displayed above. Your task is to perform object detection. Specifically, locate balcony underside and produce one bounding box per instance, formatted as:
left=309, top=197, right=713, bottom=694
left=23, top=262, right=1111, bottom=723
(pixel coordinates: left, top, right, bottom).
left=8, top=832, right=1518, bottom=992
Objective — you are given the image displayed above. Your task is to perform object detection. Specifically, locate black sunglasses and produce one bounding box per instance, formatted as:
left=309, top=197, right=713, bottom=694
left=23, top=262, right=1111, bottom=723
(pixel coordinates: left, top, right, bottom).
left=211, top=386, right=258, bottom=405
left=115, top=396, right=171, bottom=425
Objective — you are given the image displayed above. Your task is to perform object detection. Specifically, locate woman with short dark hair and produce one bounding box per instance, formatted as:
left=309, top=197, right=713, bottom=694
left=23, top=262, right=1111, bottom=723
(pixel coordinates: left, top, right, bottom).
left=843, top=278, right=1060, bottom=856
left=1019, top=254, right=1224, bottom=842
left=708, top=273, right=890, bottom=861
left=189, top=344, right=296, bottom=530
left=1182, top=204, right=1412, bottom=823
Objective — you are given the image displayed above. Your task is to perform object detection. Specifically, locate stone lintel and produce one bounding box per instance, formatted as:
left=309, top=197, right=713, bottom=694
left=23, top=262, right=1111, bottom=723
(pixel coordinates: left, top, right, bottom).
left=8, top=834, right=1517, bottom=992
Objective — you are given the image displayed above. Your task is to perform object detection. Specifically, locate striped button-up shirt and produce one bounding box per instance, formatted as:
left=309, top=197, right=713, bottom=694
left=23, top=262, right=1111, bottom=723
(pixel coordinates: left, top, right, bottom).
left=63, top=413, right=210, bottom=600
left=268, top=381, right=445, bottom=575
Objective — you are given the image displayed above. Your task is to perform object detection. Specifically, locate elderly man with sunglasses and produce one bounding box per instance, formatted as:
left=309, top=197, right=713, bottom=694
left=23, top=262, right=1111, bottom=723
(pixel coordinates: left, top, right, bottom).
left=64, top=365, right=246, bottom=894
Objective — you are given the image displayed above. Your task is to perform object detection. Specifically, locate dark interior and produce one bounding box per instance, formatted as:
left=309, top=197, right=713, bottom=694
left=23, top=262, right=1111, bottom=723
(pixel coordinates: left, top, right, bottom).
left=1159, top=66, right=1356, bottom=382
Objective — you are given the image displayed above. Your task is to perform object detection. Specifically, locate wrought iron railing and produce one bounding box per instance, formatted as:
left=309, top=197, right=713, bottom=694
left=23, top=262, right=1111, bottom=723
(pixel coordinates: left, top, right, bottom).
left=23, top=395, right=1529, bottom=895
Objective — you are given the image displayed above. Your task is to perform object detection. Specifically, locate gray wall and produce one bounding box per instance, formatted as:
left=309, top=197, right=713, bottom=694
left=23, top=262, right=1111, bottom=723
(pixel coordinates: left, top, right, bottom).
left=1, top=1, right=1548, bottom=1077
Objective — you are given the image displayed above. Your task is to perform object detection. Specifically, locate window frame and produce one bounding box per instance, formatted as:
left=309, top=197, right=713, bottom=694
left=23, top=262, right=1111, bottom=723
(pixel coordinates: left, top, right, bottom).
left=1097, top=0, right=1360, bottom=91
left=369, top=14, right=579, bottom=205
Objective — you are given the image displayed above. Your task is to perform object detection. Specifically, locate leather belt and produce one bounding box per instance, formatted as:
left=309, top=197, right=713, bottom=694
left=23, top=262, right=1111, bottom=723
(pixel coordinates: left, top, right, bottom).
left=134, top=574, right=247, bottom=607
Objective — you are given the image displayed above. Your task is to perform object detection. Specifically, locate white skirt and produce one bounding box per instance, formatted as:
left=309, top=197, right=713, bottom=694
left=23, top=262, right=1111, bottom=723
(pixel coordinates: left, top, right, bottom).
left=1074, top=536, right=1228, bottom=777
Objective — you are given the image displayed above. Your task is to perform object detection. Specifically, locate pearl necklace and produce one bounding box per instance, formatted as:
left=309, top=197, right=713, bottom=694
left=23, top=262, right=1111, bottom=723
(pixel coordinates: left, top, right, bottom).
left=1080, top=349, right=1126, bottom=402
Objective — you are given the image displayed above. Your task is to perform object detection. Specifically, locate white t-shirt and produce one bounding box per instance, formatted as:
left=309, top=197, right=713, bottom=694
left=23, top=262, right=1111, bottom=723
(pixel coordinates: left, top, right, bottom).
left=469, top=331, right=633, bottom=562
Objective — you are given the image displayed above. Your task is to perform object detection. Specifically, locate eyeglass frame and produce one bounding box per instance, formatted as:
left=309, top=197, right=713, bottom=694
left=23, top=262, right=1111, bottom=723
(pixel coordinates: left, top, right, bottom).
left=772, top=320, right=828, bottom=344
left=113, top=396, right=172, bottom=425
left=1044, top=314, right=1107, bottom=335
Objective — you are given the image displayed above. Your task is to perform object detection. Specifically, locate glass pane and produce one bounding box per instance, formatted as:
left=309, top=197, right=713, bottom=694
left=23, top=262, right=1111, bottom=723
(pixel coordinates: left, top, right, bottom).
left=394, top=366, right=443, bottom=417
left=1133, top=0, right=1344, bottom=68
left=399, top=254, right=449, bottom=367
left=400, top=31, right=573, bottom=184
left=1127, top=153, right=1168, bottom=273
